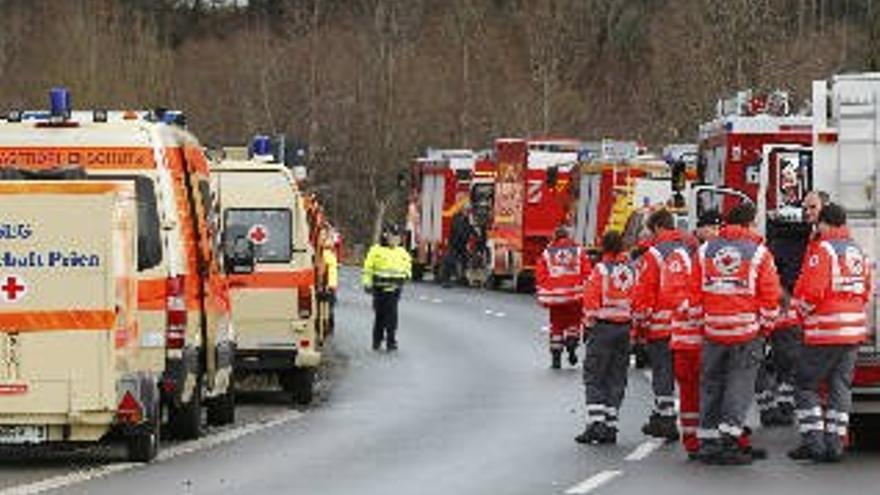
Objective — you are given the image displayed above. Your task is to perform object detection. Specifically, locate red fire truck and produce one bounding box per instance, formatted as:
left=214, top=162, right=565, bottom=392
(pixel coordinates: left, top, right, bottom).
left=488, top=138, right=578, bottom=291
left=406, top=149, right=477, bottom=280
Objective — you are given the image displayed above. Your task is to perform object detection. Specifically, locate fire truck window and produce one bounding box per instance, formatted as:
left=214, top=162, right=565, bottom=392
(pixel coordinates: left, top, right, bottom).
left=224, top=208, right=292, bottom=263
left=89, top=174, right=162, bottom=272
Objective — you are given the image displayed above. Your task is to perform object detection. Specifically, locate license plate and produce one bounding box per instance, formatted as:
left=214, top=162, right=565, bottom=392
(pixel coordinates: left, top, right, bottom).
left=0, top=425, right=47, bottom=445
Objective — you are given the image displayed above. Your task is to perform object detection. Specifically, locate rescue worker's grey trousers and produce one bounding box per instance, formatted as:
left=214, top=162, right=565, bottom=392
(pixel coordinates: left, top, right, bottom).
left=700, top=338, right=763, bottom=440
left=646, top=339, right=676, bottom=417
left=755, top=327, right=801, bottom=413
left=584, top=322, right=630, bottom=428
left=795, top=345, right=857, bottom=455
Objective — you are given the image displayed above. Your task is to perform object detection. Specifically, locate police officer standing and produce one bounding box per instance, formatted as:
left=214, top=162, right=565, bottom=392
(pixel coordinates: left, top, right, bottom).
left=362, top=224, right=412, bottom=351
left=789, top=203, right=871, bottom=463
left=576, top=230, right=636, bottom=445
left=694, top=203, right=781, bottom=465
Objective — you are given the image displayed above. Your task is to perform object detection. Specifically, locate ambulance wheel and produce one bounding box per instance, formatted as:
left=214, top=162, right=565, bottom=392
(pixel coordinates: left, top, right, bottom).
left=207, top=385, right=236, bottom=426
left=128, top=406, right=160, bottom=462
left=168, top=379, right=203, bottom=440
left=850, top=413, right=880, bottom=450
left=282, top=368, right=315, bottom=406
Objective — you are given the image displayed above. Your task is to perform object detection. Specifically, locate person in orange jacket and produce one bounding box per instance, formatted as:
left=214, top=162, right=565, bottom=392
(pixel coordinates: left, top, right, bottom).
left=632, top=209, right=694, bottom=441
left=788, top=203, right=872, bottom=463
left=693, top=202, right=781, bottom=465
left=536, top=226, right=592, bottom=369
left=575, top=230, right=637, bottom=445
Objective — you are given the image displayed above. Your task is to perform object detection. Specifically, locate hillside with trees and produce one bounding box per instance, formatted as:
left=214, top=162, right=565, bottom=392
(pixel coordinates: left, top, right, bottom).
left=1, top=0, right=878, bottom=243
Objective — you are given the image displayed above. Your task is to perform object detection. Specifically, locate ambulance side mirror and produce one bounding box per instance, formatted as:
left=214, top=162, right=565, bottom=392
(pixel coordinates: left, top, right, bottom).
left=226, top=235, right=256, bottom=275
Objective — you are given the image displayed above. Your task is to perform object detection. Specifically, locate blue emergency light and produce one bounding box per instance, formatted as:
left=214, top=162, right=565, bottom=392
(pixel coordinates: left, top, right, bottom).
left=49, top=87, right=71, bottom=119
left=252, top=135, right=273, bottom=157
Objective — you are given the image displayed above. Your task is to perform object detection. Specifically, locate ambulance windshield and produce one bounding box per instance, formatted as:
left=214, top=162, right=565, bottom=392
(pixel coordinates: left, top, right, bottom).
left=224, top=209, right=292, bottom=263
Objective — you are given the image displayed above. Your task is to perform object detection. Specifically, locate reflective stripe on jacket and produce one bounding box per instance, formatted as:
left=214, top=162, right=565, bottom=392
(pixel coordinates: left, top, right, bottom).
left=583, top=253, right=637, bottom=324
left=536, top=238, right=592, bottom=306
left=793, top=227, right=871, bottom=346
left=694, top=225, right=781, bottom=345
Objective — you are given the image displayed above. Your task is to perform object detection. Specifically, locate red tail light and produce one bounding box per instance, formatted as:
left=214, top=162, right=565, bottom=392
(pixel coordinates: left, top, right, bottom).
left=854, top=364, right=880, bottom=387
left=298, top=287, right=313, bottom=319
left=166, top=275, right=187, bottom=349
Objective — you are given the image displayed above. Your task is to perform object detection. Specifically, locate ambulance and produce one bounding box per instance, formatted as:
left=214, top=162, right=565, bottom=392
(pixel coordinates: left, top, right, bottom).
left=0, top=177, right=160, bottom=461
left=210, top=141, right=320, bottom=405
left=0, top=90, right=235, bottom=441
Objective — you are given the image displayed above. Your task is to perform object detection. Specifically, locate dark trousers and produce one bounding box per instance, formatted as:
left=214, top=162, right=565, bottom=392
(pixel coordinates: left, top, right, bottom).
left=583, top=321, right=631, bottom=429
left=795, top=345, right=857, bottom=455
left=647, top=339, right=676, bottom=418
left=699, top=339, right=762, bottom=443
left=373, top=289, right=401, bottom=346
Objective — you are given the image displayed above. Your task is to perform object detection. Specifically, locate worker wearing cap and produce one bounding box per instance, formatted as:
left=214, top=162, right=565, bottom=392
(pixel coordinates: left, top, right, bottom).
left=693, top=203, right=781, bottom=465
left=695, top=210, right=722, bottom=243
left=536, top=225, right=592, bottom=369
left=789, top=203, right=871, bottom=463
left=362, top=224, right=412, bottom=351
left=576, top=230, right=636, bottom=445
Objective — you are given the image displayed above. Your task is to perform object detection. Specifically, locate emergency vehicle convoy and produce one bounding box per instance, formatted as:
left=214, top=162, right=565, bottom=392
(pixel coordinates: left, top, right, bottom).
left=0, top=90, right=236, bottom=455
left=210, top=140, right=321, bottom=405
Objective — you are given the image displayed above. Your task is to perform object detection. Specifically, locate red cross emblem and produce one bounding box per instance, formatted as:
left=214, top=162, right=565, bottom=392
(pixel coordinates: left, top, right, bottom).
left=1, top=275, right=26, bottom=302
left=248, top=224, right=269, bottom=245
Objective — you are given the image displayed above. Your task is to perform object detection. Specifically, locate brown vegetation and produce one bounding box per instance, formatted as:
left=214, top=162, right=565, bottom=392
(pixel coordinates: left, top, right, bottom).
left=0, top=0, right=878, bottom=243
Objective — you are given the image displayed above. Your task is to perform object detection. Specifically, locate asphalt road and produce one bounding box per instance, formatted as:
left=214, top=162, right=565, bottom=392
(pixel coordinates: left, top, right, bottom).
left=1, top=267, right=879, bottom=495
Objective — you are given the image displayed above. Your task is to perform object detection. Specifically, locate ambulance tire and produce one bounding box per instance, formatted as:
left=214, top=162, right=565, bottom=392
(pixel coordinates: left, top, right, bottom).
left=282, top=368, right=315, bottom=406
left=207, top=386, right=236, bottom=427
left=168, top=379, right=203, bottom=440
left=128, top=404, right=160, bottom=463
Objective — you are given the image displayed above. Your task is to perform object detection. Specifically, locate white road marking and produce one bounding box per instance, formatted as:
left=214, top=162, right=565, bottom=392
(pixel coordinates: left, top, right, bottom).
left=431, top=298, right=443, bottom=304
left=564, top=470, right=623, bottom=494
left=624, top=439, right=663, bottom=461
left=484, top=309, right=495, bottom=315
left=0, top=410, right=304, bottom=495
left=494, top=312, right=506, bottom=318
left=419, top=295, right=428, bottom=301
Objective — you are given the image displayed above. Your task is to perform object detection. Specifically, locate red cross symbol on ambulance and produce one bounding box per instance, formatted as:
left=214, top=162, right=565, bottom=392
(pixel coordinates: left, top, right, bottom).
left=1, top=275, right=26, bottom=303
left=248, top=224, right=269, bottom=245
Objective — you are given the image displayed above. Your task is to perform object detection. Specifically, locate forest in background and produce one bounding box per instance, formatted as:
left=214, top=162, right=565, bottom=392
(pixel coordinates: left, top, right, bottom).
left=1, top=0, right=878, bottom=243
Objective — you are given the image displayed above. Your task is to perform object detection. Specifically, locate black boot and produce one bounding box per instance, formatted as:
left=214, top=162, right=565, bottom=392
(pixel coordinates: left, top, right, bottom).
left=551, top=349, right=562, bottom=370
left=716, top=436, right=753, bottom=465
left=567, top=342, right=579, bottom=366
left=596, top=423, right=618, bottom=445
left=642, top=414, right=679, bottom=441
left=574, top=423, right=601, bottom=444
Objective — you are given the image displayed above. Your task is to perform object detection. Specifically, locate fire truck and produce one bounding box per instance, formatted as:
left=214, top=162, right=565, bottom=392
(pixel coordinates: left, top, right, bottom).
left=572, top=141, right=678, bottom=249
left=406, top=149, right=476, bottom=281
left=488, top=138, right=578, bottom=291
left=688, top=79, right=880, bottom=445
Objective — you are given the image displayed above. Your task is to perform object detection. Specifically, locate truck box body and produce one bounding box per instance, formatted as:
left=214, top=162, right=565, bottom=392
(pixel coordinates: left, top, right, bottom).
left=0, top=181, right=144, bottom=445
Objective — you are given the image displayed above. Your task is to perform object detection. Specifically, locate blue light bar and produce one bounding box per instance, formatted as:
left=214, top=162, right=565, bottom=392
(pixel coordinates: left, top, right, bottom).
left=251, top=135, right=272, bottom=157
left=49, top=87, right=71, bottom=118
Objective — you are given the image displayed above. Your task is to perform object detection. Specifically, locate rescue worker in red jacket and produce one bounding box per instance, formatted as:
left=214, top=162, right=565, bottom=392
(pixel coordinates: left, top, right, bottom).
left=536, top=226, right=592, bottom=369
left=633, top=209, right=691, bottom=440
left=693, top=203, right=781, bottom=465
left=789, top=203, right=871, bottom=463
left=576, top=230, right=636, bottom=445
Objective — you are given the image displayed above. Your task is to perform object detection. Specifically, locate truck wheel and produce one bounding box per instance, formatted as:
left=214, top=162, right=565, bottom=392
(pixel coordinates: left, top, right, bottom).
left=281, top=368, right=315, bottom=406
left=128, top=405, right=160, bottom=462
left=206, top=384, right=236, bottom=427
left=168, top=379, right=203, bottom=440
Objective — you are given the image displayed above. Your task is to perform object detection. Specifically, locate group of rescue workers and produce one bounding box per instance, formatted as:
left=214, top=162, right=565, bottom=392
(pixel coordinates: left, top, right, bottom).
left=536, top=191, right=872, bottom=465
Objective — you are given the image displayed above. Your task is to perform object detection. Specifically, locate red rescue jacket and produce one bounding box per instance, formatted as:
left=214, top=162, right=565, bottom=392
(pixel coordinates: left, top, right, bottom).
left=632, top=229, right=696, bottom=343
left=693, top=225, right=781, bottom=345
left=793, top=227, right=872, bottom=346
left=583, top=252, right=637, bottom=325
left=536, top=237, right=592, bottom=306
